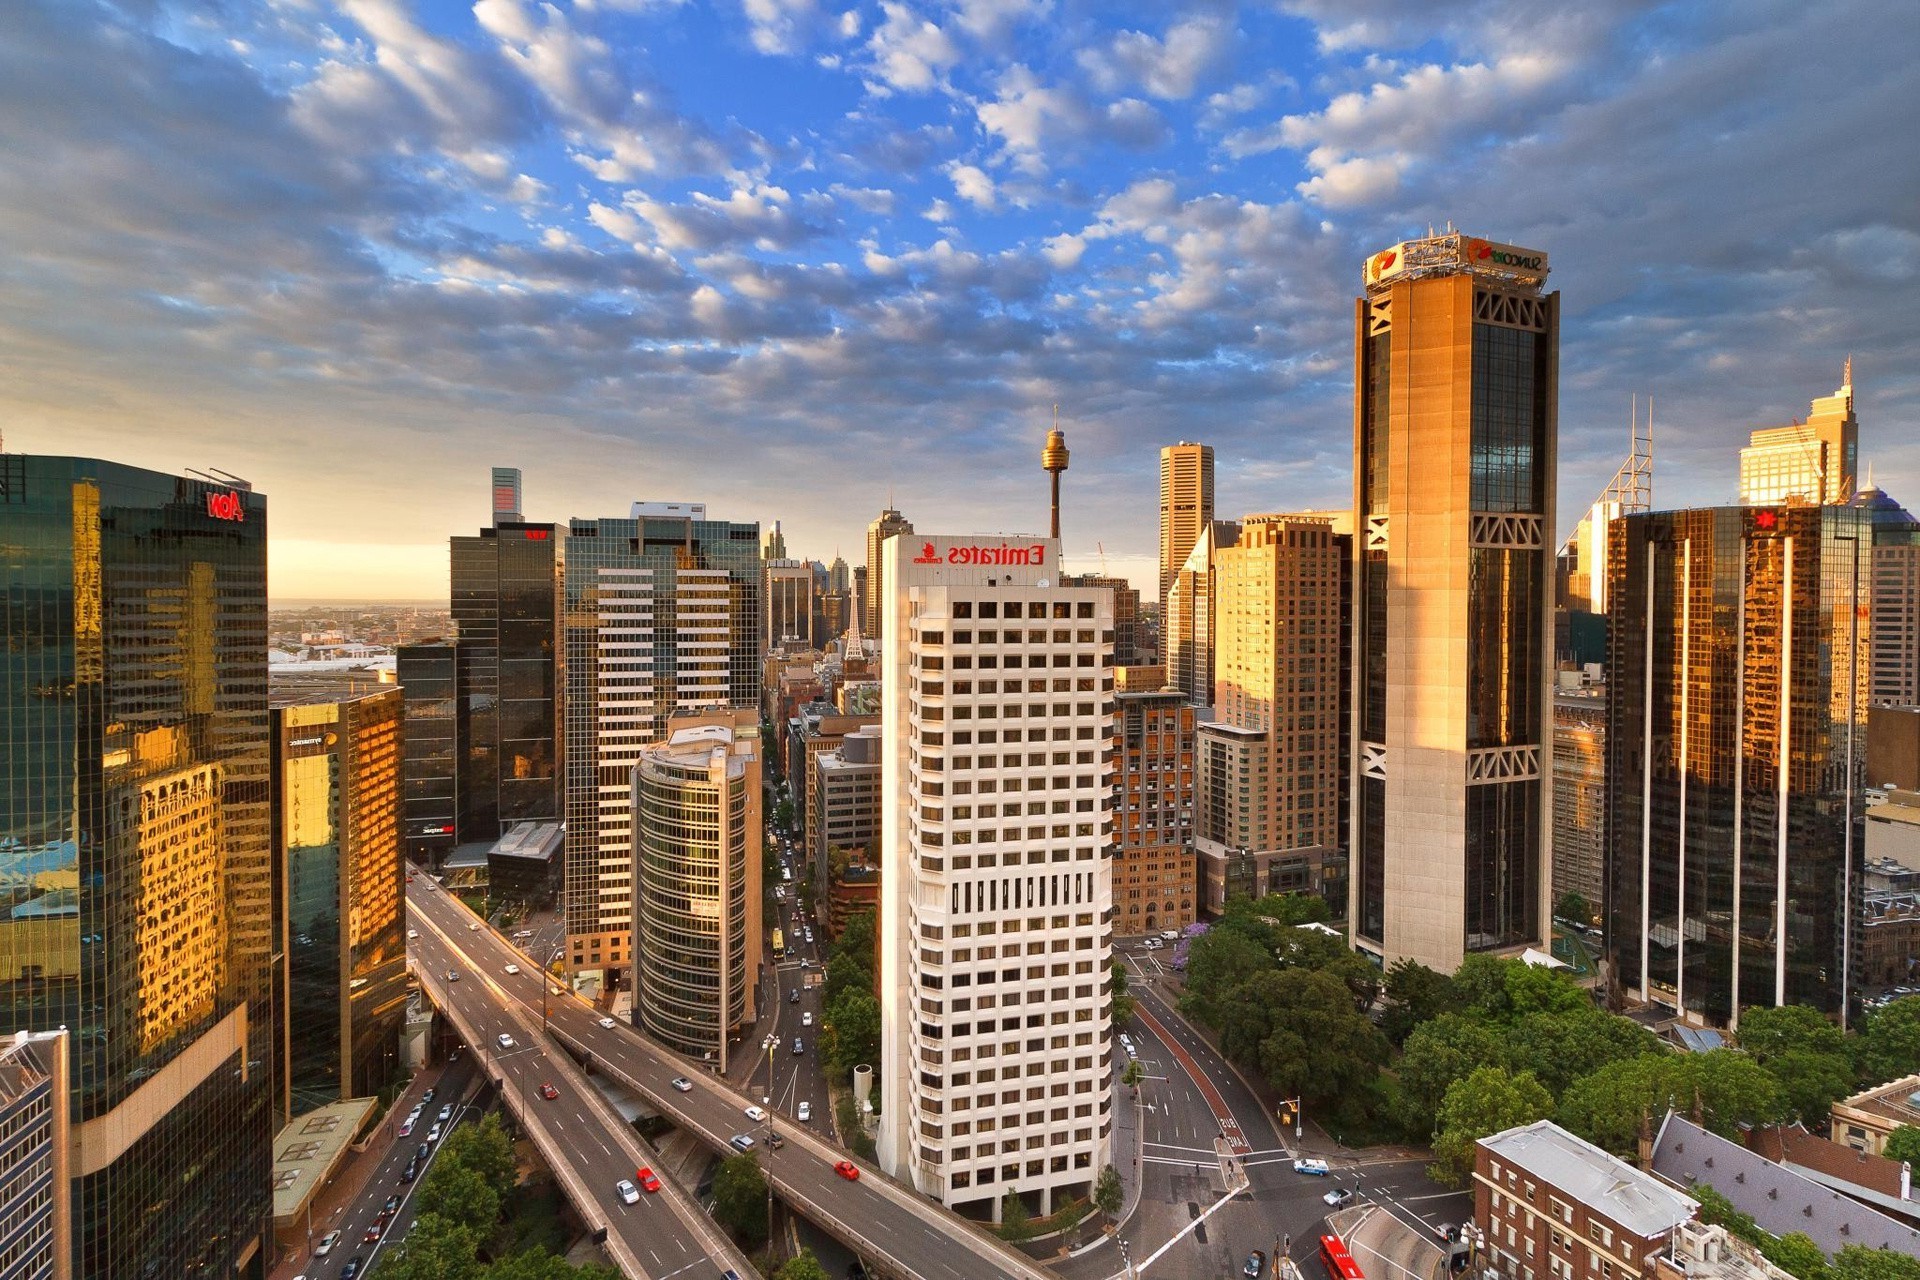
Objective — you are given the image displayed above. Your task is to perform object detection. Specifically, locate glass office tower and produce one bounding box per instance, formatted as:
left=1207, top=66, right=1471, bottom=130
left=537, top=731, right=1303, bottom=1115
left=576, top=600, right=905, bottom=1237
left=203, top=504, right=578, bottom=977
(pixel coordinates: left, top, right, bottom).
left=1, top=455, right=272, bottom=1276
left=1606, top=504, right=1872, bottom=1024
left=396, top=641, right=458, bottom=863
left=273, top=688, right=408, bottom=1111
left=1350, top=232, right=1558, bottom=972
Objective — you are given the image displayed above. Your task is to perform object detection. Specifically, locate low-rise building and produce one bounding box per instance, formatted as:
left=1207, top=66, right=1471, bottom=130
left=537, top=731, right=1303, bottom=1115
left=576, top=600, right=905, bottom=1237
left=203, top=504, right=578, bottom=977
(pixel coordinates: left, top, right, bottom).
left=1654, top=1112, right=1920, bottom=1256
left=1475, top=1120, right=1696, bottom=1280
left=1745, top=1122, right=1918, bottom=1226
left=1830, top=1072, right=1920, bottom=1159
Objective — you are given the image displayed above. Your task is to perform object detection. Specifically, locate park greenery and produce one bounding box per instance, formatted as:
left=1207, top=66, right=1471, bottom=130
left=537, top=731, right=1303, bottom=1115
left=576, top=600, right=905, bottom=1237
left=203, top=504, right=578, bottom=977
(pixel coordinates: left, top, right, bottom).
left=376, top=1113, right=623, bottom=1280
left=1173, top=893, right=1920, bottom=1272
left=711, top=1152, right=771, bottom=1248
left=819, top=908, right=881, bottom=1078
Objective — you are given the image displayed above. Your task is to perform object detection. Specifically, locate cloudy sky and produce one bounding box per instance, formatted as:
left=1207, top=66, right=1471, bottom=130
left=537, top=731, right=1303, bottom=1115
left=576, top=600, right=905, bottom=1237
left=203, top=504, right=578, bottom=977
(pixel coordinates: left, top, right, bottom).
left=3, top=0, right=1916, bottom=600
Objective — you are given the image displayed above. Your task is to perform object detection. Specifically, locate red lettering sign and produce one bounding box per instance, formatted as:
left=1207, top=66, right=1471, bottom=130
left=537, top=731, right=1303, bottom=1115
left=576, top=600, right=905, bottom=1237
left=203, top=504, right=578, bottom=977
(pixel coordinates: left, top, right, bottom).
left=912, top=542, right=1050, bottom=567
left=206, top=490, right=246, bottom=522
left=913, top=541, right=942, bottom=564
left=524, top=529, right=549, bottom=540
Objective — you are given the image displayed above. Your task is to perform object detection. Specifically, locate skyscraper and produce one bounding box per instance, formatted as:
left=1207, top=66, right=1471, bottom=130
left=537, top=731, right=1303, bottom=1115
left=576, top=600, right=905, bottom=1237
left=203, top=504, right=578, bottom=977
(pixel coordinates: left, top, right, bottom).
left=864, top=506, right=913, bottom=639
left=0, top=1029, right=71, bottom=1280
left=396, top=640, right=458, bottom=863
left=1158, top=442, right=1214, bottom=648
left=1349, top=231, right=1558, bottom=972
left=1860, top=488, right=1920, bottom=707
left=2, top=456, right=273, bottom=1275
left=630, top=711, right=762, bottom=1070
left=1112, top=671, right=1196, bottom=934
left=764, top=520, right=789, bottom=562
left=1605, top=504, right=1871, bottom=1023
left=563, top=503, right=761, bottom=988
left=271, top=686, right=408, bottom=1112
left=1062, top=574, right=1141, bottom=666
left=1163, top=521, right=1237, bottom=703
left=1738, top=364, right=1859, bottom=507
left=877, top=533, right=1114, bottom=1220
left=1196, top=514, right=1345, bottom=913
left=765, top=559, right=815, bottom=650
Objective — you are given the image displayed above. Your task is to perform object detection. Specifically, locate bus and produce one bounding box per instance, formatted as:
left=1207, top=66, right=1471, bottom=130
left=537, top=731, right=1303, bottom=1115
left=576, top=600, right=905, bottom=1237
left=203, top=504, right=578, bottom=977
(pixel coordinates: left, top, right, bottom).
left=772, top=928, right=785, bottom=958
left=1319, top=1235, right=1364, bottom=1280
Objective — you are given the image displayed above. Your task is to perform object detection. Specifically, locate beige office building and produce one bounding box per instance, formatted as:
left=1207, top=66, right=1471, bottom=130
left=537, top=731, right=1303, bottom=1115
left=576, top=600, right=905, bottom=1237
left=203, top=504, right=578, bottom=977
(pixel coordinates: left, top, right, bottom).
left=877, top=534, right=1115, bottom=1220
left=1738, top=364, right=1858, bottom=506
left=1159, top=442, right=1215, bottom=640
left=1195, top=515, right=1344, bottom=912
left=1349, top=231, right=1557, bottom=972
left=865, top=506, right=914, bottom=639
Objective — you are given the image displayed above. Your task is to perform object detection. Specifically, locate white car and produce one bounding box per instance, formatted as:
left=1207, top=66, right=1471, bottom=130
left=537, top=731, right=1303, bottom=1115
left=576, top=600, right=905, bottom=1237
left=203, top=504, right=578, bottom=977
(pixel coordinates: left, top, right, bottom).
left=744, top=1105, right=767, bottom=1122
left=497, top=1033, right=515, bottom=1049
left=671, top=1077, right=693, bottom=1092
left=1292, top=1157, right=1330, bottom=1176
left=797, top=1101, right=812, bottom=1122
left=468, top=923, right=480, bottom=932
left=315, top=1230, right=342, bottom=1256
left=504, top=964, right=520, bottom=975
left=615, top=1179, right=640, bottom=1205
left=407, top=929, right=418, bottom=940
left=1142, top=937, right=1163, bottom=950
left=599, top=1017, right=616, bottom=1029
left=802, top=1011, right=813, bottom=1027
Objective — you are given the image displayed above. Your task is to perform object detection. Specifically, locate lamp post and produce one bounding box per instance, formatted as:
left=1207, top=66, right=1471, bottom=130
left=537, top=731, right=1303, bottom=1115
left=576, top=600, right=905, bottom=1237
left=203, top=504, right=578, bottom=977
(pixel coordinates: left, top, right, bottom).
left=542, top=947, right=565, bottom=1032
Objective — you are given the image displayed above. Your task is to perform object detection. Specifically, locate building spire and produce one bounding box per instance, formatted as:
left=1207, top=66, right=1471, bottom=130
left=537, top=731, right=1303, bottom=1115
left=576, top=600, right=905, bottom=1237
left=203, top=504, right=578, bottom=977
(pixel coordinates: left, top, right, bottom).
left=1843, top=354, right=1853, bottom=392
left=1042, top=407, right=1070, bottom=542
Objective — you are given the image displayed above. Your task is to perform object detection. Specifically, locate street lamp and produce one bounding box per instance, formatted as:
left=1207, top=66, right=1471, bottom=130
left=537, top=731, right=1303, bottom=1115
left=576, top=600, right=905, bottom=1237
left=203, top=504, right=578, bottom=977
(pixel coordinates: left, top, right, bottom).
left=542, top=948, right=566, bottom=1032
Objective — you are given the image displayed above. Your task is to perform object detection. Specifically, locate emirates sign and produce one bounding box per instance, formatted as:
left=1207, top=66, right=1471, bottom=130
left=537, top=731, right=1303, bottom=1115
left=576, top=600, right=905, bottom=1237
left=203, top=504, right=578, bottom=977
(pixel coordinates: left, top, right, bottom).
left=912, top=541, right=1047, bottom=566
left=205, top=490, right=246, bottom=522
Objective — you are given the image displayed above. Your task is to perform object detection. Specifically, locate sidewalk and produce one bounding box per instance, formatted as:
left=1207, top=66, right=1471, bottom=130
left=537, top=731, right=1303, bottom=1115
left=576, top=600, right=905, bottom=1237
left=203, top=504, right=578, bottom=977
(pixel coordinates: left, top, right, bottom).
left=269, top=1059, right=462, bottom=1280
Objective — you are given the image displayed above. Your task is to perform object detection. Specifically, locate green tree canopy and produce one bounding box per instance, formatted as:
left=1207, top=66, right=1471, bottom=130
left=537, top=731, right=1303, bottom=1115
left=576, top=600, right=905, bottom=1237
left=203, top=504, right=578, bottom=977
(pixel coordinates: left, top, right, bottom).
left=444, top=1112, right=519, bottom=1203
left=1398, top=1013, right=1511, bottom=1120
left=1883, top=1124, right=1920, bottom=1166
left=1180, top=928, right=1276, bottom=1028
left=1110, top=958, right=1129, bottom=998
left=1505, top=1007, right=1664, bottom=1098
left=1121, top=1058, right=1145, bottom=1090
left=379, top=1214, right=486, bottom=1280
left=1759, top=1233, right=1829, bottom=1280
left=822, top=988, right=881, bottom=1076
left=1830, top=1246, right=1920, bottom=1280
left=1378, top=960, right=1462, bottom=1046
left=1762, top=1047, right=1858, bottom=1127
left=1556, top=891, right=1593, bottom=925
left=1094, top=1165, right=1123, bottom=1218
left=711, top=1153, right=770, bottom=1247
left=1857, top=997, right=1920, bottom=1087
left=1557, top=1051, right=1781, bottom=1157
left=1430, top=1066, right=1554, bottom=1186
left=419, top=1160, right=504, bottom=1237
left=1737, top=1004, right=1849, bottom=1062
left=777, top=1250, right=832, bottom=1280
left=1247, top=968, right=1389, bottom=1107
left=484, top=1250, right=625, bottom=1280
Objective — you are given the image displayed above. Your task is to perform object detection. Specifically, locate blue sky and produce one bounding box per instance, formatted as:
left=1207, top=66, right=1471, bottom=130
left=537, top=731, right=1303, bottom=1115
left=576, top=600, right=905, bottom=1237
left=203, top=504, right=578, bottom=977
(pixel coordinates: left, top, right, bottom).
left=2, top=0, right=1915, bottom=598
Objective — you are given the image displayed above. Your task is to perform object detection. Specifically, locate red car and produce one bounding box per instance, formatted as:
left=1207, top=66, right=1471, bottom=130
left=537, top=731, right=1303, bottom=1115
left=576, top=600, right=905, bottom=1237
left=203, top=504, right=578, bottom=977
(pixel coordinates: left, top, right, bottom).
left=539, top=1083, right=559, bottom=1100
left=833, top=1160, right=860, bottom=1181
left=363, top=1223, right=382, bottom=1243
left=635, top=1166, right=662, bottom=1193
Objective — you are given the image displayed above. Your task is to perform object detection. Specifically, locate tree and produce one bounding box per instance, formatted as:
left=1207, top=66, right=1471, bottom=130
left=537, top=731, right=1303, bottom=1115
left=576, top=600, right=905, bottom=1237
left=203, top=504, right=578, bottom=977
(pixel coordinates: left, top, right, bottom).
left=1759, top=1233, right=1829, bottom=1280
left=445, top=1112, right=519, bottom=1202
left=1093, top=1165, right=1123, bottom=1218
left=777, top=1250, right=832, bottom=1280
left=998, top=1191, right=1031, bottom=1240
left=1111, top=958, right=1129, bottom=998
left=419, top=1160, right=503, bottom=1237
left=822, top=988, right=881, bottom=1076
left=1505, top=1007, right=1663, bottom=1099
left=1558, top=1052, right=1781, bottom=1157
left=1121, top=1059, right=1145, bottom=1091
left=1500, top=961, right=1591, bottom=1021
left=1180, top=928, right=1275, bottom=1028
left=379, top=1215, right=485, bottom=1280
left=1688, top=1184, right=1762, bottom=1246
left=1856, top=997, right=1920, bottom=1086
left=486, top=1251, right=626, bottom=1280
left=711, top=1154, right=770, bottom=1247
left=1762, top=1048, right=1857, bottom=1127
left=1111, top=992, right=1136, bottom=1027
left=1430, top=1066, right=1554, bottom=1186
left=1399, top=1013, right=1510, bottom=1120
left=1452, top=955, right=1522, bottom=1020
left=1248, top=968, right=1389, bottom=1108
left=1378, top=960, right=1462, bottom=1046
left=1882, top=1124, right=1920, bottom=1166
left=1556, top=891, right=1592, bottom=925
left=1830, top=1246, right=1920, bottom=1280
left=1737, top=1004, right=1849, bottom=1062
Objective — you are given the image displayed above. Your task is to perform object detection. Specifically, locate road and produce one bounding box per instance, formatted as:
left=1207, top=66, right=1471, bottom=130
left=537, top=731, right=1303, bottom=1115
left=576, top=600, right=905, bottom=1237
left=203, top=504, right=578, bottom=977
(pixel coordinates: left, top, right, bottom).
left=408, top=869, right=1058, bottom=1280
left=409, top=885, right=756, bottom=1280
left=734, top=847, right=830, bottom=1144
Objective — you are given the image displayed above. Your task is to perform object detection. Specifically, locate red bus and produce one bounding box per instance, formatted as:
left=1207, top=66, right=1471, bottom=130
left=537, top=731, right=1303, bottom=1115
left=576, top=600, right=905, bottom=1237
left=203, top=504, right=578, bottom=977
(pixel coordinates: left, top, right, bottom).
left=1319, top=1234, right=1365, bottom=1280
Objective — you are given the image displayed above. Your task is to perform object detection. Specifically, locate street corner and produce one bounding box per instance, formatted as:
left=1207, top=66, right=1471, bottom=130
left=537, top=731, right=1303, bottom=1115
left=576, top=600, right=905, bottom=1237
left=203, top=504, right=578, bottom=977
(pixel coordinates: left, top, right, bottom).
left=1330, top=1202, right=1450, bottom=1280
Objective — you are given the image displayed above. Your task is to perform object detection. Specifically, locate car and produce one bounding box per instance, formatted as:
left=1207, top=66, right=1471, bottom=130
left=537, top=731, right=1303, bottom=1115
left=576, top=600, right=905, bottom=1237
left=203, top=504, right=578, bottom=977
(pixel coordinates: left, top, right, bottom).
left=468, top=923, right=480, bottom=931
left=514, top=930, right=533, bottom=939
left=789, top=990, right=800, bottom=1004
left=417, top=1143, right=430, bottom=1163
left=422, top=1088, right=436, bottom=1104
left=363, top=1224, right=382, bottom=1243
left=446, top=969, right=460, bottom=982
left=340, top=1259, right=364, bottom=1280
left=438, top=1104, right=453, bottom=1122
left=802, top=1011, right=813, bottom=1026
left=1324, top=1187, right=1354, bottom=1208
left=539, top=1082, right=559, bottom=1100
left=407, top=929, right=419, bottom=940
left=504, top=963, right=520, bottom=975
left=401, top=1157, right=421, bottom=1183
left=1160, top=929, right=1180, bottom=941
left=398, top=1117, right=416, bottom=1137
left=315, top=1230, right=341, bottom=1256
left=792, top=1037, right=804, bottom=1055
left=833, top=1159, right=860, bottom=1181
left=671, top=1077, right=693, bottom=1092
left=599, top=1017, right=616, bottom=1029
left=797, top=1101, right=812, bottom=1122
left=383, top=1195, right=401, bottom=1216
left=730, top=1134, right=756, bottom=1151
left=803, top=929, right=814, bottom=944
left=767, top=1131, right=786, bottom=1150
left=636, top=1166, right=662, bottom=1193
left=427, top=1123, right=443, bottom=1143
left=1292, top=1157, right=1330, bottom=1176
left=1245, top=1251, right=1266, bottom=1278
left=615, top=1179, right=640, bottom=1205
left=497, top=1033, right=515, bottom=1049
left=744, top=1105, right=767, bottom=1122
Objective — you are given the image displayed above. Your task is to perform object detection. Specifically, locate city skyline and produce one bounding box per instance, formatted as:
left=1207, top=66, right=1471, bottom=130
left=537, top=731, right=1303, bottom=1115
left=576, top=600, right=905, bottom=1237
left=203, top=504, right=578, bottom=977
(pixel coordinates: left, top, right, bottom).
left=3, top=1, right=1915, bottom=600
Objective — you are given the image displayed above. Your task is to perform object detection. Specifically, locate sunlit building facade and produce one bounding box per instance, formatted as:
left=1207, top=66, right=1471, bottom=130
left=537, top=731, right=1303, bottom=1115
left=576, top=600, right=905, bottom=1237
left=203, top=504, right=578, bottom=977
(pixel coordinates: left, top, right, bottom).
left=1113, top=675, right=1195, bottom=934
left=1159, top=442, right=1214, bottom=644
left=877, top=533, right=1115, bottom=1220
left=1605, top=504, right=1872, bottom=1024
left=630, top=713, right=762, bottom=1071
left=1349, top=233, right=1558, bottom=973
left=864, top=506, right=913, bottom=641
left=1, top=455, right=273, bottom=1276
left=1737, top=366, right=1858, bottom=507
left=271, top=687, right=408, bottom=1113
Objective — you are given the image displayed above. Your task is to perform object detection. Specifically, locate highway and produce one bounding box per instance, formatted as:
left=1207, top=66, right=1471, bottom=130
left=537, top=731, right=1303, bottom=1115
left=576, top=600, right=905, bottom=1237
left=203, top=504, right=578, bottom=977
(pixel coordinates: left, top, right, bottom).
left=408, top=887, right=755, bottom=1280
left=408, top=872, right=1058, bottom=1280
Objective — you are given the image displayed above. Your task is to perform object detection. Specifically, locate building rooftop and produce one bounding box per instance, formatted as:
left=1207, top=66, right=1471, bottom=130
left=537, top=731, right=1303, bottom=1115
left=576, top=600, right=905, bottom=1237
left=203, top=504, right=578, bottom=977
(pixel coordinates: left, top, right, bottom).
left=1834, top=1072, right=1920, bottom=1133
left=490, top=821, right=563, bottom=864
left=1481, top=1119, right=1696, bottom=1238
left=271, top=1097, right=379, bottom=1228
left=1651, top=1113, right=1920, bottom=1256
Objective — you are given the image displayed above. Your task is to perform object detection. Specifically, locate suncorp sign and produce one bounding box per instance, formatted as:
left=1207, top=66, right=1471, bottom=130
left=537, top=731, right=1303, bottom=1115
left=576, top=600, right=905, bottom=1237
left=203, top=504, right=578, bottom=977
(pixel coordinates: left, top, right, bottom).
left=1364, top=233, right=1549, bottom=289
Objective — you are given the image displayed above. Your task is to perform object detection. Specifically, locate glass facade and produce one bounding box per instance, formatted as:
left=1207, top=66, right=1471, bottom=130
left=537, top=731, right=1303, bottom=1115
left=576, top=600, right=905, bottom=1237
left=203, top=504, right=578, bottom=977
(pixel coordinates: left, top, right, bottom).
left=273, top=689, right=407, bottom=1113
left=1468, top=324, right=1546, bottom=513
left=1606, top=505, right=1870, bottom=1022
left=396, top=642, right=458, bottom=861
left=1466, top=547, right=1542, bottom=749
left=1, top=456, right=272, bottom=1277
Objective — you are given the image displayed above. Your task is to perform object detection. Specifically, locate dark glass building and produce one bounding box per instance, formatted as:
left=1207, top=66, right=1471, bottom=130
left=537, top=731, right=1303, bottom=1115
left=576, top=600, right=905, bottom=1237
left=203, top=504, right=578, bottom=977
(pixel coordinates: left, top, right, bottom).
left=396, top=641, right=458, bottom=863
left=1605, top=504, right=1872, bottom=1024
left=1349, top=233, right=1558, bottom=972
left=1, top=455, right=273, bottom=1277
left=271, top=687, right=407, bottom=1112
left=563, top=505, right=761, bottom=988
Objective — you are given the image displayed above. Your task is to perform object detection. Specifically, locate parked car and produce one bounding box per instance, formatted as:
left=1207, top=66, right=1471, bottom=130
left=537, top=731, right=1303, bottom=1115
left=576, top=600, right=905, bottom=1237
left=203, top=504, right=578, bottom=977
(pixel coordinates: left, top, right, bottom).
left=426, top=1123, right=443, bottom=1143
left=1292, top=1157, right=1330, bottom=1176
left=438, top=1104, right=453, bottom=1122
left=422, top=1089, right=436, bottom=1104
left=398, top=1116, right=415, bottom=1137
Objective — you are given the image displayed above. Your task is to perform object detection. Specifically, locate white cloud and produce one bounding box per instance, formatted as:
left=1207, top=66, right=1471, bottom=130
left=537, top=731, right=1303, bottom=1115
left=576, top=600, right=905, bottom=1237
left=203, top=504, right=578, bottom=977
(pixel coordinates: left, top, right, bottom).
left=863, top=3, right=961, bottom=94
left=947, top=162, right=997, bottom=209
left=743, top=0, right=820, bottom=56
left=976, top=65, right=1170, bottom=173
left=1042, top=232, right=1086, bottom=268
left=1077, top=15, right=1231, bottom=101
left=947, top=0, right=1052, bottom=45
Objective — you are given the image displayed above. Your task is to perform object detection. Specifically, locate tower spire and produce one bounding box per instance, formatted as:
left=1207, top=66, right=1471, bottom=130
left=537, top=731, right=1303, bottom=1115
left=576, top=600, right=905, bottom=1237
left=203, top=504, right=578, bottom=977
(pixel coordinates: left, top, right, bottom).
left=1041, top=408, right=1070, bottom=542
